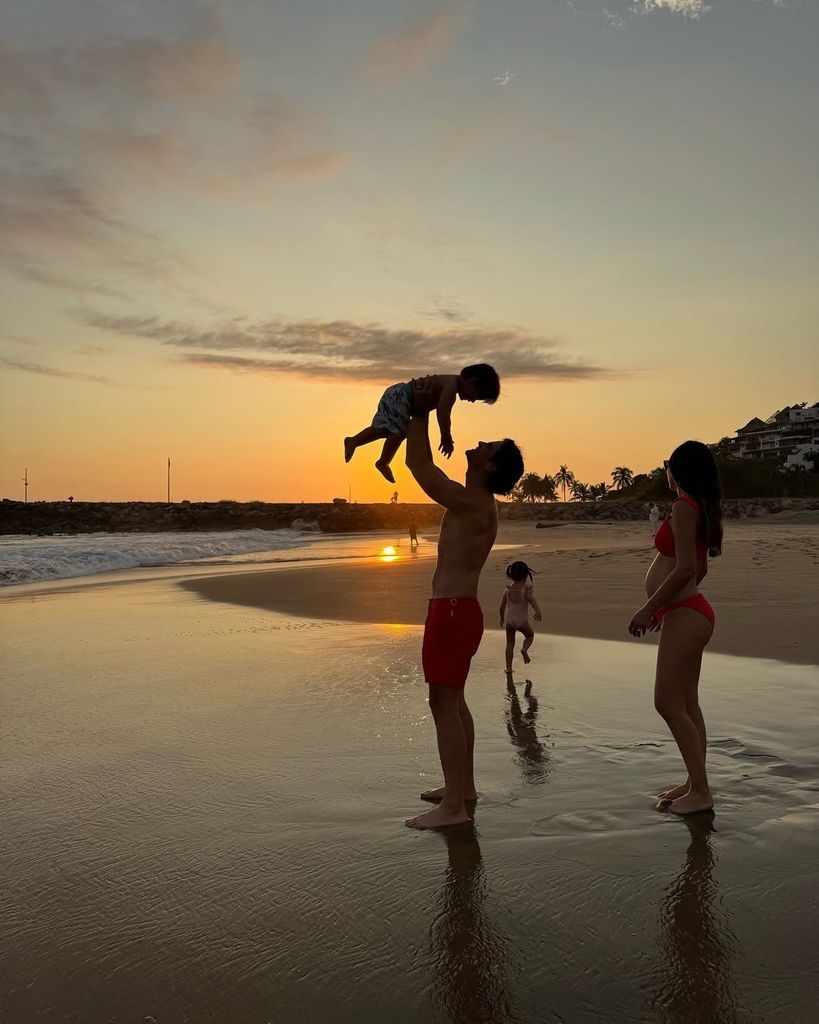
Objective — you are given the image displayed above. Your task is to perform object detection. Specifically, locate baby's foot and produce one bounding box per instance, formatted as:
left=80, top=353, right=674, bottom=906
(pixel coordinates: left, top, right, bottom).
left=521, top=650, right=531, bottom=665
left=344, top=437, right=356, bottom=463
left=375, top=460, right=396, bottom=483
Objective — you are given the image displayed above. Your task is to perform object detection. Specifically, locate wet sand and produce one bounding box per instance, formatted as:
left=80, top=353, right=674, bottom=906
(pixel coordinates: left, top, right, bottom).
left=1, top=566, right=818, bottom=1023
left=182, top=521, right=819, bottom=665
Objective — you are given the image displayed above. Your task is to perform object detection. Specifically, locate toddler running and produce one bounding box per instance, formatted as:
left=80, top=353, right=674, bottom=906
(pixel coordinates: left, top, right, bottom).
left=343, top=364, right=500, bottom=483
left=499, top=560, right=542, bottom=671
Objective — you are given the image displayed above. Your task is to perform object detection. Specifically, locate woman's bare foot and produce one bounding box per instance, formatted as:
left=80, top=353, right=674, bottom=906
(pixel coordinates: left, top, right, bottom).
left=521, top=650, right=531, bottom=664
left=421, top=785, right=477, bottom=803
left=405, top=805, right=471, bottom=829
left=375, top=460, right=396, bottom=483
left=344, top=437, right=356, bottom=463
left=657, top=782, right=690, bottom=802
left=669, top=790, right=714, bottom=816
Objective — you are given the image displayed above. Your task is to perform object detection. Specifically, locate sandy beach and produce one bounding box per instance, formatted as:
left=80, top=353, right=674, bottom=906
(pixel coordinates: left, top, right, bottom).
left=2, top=521, right=818, bottom=1023
left=181, top=520, right=819, bottom=666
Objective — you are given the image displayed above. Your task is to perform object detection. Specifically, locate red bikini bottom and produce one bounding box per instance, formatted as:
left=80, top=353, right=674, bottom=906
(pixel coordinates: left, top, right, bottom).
left=655, top=594, right=715, bottom=630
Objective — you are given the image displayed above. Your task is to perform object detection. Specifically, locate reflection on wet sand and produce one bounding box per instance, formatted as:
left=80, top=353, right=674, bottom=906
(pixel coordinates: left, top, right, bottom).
left=430, top=829, right=523, bottom=1024
left=505, top=677, right=551, bottom=785
left=649, top=815, right=747, bottom=1023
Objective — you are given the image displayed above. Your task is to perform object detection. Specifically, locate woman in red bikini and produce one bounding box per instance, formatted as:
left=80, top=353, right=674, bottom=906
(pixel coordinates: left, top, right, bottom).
left=628, top=441, right=723, bottom=816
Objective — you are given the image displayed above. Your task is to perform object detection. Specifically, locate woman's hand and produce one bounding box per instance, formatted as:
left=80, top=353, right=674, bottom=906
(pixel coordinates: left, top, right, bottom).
left=628, top=606, right=658, bottom=637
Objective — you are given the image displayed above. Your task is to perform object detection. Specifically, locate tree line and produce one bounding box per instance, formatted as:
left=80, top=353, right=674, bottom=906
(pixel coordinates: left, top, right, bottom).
left=510, top=465, right=635, bottom=503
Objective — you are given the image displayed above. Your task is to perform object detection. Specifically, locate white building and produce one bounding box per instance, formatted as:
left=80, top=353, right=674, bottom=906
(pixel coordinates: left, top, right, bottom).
left=732, top=402, right=819, bottom=469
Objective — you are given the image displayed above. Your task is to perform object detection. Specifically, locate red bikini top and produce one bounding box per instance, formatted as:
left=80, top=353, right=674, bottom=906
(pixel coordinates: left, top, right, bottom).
left=654, top=495, right=708, bottom=560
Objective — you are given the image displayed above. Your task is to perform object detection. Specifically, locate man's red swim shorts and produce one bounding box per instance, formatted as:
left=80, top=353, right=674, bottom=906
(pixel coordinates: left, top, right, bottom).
left=422, top=597, right=484, bottom=688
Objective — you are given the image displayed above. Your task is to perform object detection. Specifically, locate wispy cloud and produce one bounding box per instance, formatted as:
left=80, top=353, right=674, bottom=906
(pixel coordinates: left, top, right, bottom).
left=82, top=312, right=609, bottom=382
left=0, top=9, right=345, bottom=302
left=0, top=356, right=116, bottom=386
left=362, top=4, right=468, bottom=82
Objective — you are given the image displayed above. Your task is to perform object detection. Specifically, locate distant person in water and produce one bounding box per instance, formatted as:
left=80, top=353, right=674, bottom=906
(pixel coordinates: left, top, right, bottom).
left=408, top=522, right=418, bottom=549
left=499, top=561, right=542, bottom=672
left=628, top=441, right=723, bottom=816
left=343, top=364, right=501, bottom=484
left=403, top=376, right=523, bottom=829
left=649, top=502, right=660, bottom=537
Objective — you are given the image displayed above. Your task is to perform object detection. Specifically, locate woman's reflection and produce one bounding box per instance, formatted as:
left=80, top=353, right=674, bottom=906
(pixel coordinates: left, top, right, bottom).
left=430, top=828, right=522, bottom=1024
left=650, top=814, right=743, bottom=1023
left=505, top=678, right=551, bottom=786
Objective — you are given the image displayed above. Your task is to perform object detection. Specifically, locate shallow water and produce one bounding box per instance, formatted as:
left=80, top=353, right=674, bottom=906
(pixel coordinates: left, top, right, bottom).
left=1, top=576, right=817, bottom=1023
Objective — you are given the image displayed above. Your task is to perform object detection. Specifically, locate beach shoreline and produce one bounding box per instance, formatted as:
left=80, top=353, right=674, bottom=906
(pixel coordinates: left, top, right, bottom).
left=178, top=521, right=819, bottom=666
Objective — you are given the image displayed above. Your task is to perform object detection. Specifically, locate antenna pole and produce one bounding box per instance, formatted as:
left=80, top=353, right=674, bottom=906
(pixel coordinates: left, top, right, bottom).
left=167, top=457, right=171, bottom=504
left=23, top=468, right=28, bottom=503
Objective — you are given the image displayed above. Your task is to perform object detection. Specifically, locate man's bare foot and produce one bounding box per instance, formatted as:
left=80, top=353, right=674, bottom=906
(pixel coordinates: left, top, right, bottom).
left=344, top=437, right=355, bottom=463
left=421, top=786, right=477, bottom=803
left=405, top=805, right=471, bottom=829
left=669, top=791, right=714, bottom=816
left=375, top=460, right=396, bottom=483
left=522, top=650, right=531, bottom=664
left=657, top=782, right=690, bottom=802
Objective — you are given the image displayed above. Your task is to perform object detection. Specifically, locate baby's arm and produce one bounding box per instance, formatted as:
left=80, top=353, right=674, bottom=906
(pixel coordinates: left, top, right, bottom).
left=526, top=585, right=542, bottom=622
left=499, top=590, right=508, bottom=628
left=436, top=378, right=458, bottom=458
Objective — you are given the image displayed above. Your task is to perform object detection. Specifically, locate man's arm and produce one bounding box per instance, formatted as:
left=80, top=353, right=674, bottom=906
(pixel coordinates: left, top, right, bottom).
left=405, top=413, right=473, bottom=512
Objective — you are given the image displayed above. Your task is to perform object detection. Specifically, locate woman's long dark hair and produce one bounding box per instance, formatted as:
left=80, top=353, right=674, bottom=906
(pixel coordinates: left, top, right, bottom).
left=506, top=560, right=536, bottom=583
left=668, top=441, right=724, bottom=557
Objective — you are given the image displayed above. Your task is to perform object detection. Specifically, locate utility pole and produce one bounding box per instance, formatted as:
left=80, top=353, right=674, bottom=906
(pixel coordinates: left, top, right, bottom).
left=167, top=457, right=171, bottom=504
left=23, top=468, right=28, bottom=503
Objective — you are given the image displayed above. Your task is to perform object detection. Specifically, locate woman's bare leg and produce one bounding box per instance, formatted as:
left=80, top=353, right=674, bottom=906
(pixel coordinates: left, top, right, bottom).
left=653, top=609, right=714, bottom=814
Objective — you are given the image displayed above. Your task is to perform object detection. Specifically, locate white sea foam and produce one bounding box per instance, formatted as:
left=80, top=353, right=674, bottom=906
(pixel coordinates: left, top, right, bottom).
left=0, top=529, right=311, bottom=586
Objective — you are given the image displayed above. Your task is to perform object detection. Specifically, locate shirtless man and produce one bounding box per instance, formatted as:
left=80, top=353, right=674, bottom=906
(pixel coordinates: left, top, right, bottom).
left=404, top=377, right=524, bottom=829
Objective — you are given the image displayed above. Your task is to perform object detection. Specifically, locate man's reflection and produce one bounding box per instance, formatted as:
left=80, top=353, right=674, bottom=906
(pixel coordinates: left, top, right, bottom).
left=429, top=828, right=522, bottom=1024
left=649, top=814, right=744, bottom=1023
left=505, top=677, right=551, bottom=785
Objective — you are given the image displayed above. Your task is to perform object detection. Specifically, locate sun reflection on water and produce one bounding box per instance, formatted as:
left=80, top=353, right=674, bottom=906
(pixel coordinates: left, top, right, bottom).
left=379, top=545, right=399, bottom=563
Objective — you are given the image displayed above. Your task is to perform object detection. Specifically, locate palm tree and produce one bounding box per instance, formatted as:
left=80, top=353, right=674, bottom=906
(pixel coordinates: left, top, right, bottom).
left=519, top=472, right=544, bottom=503
left=541, top=473, right=558, bottom=502
left=611, top=466, right=634, bottom=490
left=571, top=480, right=591, bottom=502
left=555, top=465, right=575, bottom=502
left=591, top=482, right=610, bottom=501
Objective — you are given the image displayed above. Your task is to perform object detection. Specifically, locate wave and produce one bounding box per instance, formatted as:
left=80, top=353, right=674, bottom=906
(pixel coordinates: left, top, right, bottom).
left=0, top=529, right=313, bottom=587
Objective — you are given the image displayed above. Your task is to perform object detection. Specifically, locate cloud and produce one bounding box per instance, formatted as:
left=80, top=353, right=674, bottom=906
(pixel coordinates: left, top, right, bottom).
left=0, top=9, right=345, bottom=302
left=82, top=312, right=609, bottom=382
left=0, top=356, right=116, bottom=386
left=632, top=0, right=709, bottom=17
left=363, top=5, right=467, bottom=82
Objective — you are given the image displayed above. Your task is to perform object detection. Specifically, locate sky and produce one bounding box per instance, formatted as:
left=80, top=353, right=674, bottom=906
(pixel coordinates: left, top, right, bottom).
left=1, top=0, right=817, bottom=502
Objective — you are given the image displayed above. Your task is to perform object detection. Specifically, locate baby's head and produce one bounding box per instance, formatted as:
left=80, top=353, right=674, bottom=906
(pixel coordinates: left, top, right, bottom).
left=506, top=560, right=534, bottom=583
left=458, top=363, right=500, bottom=404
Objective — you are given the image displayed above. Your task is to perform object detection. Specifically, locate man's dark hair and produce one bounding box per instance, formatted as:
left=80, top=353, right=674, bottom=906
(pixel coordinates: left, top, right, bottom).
left=461, top=363, right=500, bottom=404
left=487, top=438, right=523, bottom=495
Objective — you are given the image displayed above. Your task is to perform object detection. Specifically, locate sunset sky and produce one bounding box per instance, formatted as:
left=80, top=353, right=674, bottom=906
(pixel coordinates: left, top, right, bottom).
left=2, top=0, right=817, bottom=503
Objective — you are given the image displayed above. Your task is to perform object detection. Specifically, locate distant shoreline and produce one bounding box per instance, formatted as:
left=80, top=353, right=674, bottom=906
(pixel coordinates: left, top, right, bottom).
left=2, top=496, right=817, bottom=536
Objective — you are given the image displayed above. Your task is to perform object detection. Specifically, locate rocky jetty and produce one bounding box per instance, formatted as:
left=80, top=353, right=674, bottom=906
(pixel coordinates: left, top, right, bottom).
left=2, top=496, right=817, bottom=536
left=0, top=500, right=446, bottom=536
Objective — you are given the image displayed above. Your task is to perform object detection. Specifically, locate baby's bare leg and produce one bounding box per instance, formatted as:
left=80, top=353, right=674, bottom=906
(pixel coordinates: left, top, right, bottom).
left=344, top=426, right=389, bottom=463
left=375, top=435, right=403, bottom=483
